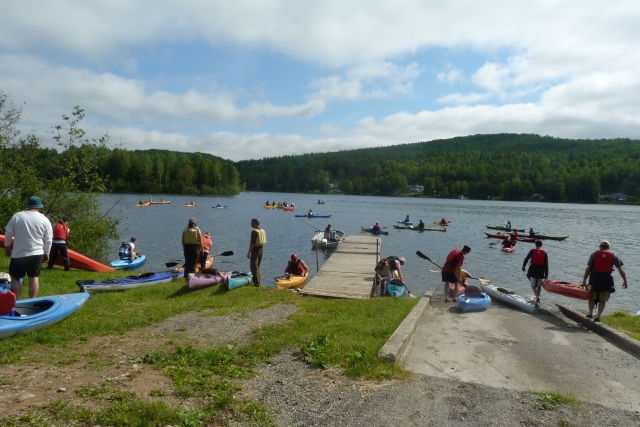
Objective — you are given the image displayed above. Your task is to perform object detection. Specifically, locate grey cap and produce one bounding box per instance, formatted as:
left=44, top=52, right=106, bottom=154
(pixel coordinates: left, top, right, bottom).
left=599, top=240, right=610, bottom=248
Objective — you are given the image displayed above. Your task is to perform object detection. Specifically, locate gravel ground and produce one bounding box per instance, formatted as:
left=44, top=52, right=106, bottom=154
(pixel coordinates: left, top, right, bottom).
left=237, top=351, right=640, bottom=427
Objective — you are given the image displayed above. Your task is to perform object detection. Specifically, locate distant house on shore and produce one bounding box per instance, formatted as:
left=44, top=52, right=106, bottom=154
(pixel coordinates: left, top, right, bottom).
left=406, top=185, right=424, bottom=194
left=610, top=193, right=626, bottom=202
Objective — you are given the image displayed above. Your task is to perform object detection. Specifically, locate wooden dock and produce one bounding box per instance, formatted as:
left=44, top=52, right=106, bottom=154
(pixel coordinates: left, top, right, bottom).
left=299, top=235, right=380, bottom=299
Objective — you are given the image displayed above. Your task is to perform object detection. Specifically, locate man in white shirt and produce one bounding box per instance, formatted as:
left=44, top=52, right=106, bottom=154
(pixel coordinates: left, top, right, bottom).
left=4, top=196, right=53, bottom=299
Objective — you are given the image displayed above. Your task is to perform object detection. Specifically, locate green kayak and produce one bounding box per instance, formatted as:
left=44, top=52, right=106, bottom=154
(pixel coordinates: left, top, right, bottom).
left=393, top=225, right=446, bottom=232
left=486, top=225, right=525, bottom=232
left=532, top=234, right=569, bottom=241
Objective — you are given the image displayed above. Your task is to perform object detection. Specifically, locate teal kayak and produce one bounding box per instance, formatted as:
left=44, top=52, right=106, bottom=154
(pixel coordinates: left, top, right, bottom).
left=110, top=255, right=146, bottom=270
left=227, top=271, right=253, bottom=290
left=385, top=279, right=406, bottom=298
left=393, top=225, right=446, bottom=232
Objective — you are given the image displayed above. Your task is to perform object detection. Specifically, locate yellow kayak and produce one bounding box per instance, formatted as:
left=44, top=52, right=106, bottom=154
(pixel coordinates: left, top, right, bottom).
left=275, top=274, right=308, bottom=290
left=136, top=202, right=151, bottom=207
left=264, top=205, right=276, bottom=209
left=174, top=256, right=213, bottom=273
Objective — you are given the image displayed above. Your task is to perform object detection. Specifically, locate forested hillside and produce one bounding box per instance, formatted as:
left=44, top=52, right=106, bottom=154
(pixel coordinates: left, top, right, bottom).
left=234, top=134, right=640, bottom=203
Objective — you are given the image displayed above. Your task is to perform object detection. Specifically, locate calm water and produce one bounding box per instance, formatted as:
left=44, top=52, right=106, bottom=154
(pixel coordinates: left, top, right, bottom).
left=101, top=193, right=639, bottom=313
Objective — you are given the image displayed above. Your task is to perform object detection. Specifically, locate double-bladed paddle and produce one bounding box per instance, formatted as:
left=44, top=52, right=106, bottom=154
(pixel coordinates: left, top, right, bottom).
left=165, top=250, right=234, bottom=268
left=415, top=250, right=443, bottom=270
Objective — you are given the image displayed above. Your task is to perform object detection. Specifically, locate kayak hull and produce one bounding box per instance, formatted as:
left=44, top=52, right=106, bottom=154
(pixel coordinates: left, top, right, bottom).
left=361, top=227, right=389, bottom=235
left=228, top=272, right=253, bottom=290
left=175, top=256, right=214, bottom=273
left=486, top=225, right=525, bottom=232
left=110, top=255, right=146, bottom=270
left=0, top=292, right=90, bottom=339
left=275, top=274, right=308, bottom=290
left=136, top=202, right=151, bottom=207
left=149, top=201, right=170, bottom=205
left=188, top=271, right=233, bottom=289
left=76, top=272, right=172, bottom=292
left=295, top=214, right=332, bottom=218
left=481, top=284, right=535, bottom=313
left=393, top=225, right=446, bottom=232
left=458, top=293, right=491, bottom=312
left=502, top=246, right=516, bottom=253
left=397, top=220, right=413, bottom=225
left=385, top=279, right=406, bottom=298
left=282, top=206, right=296, bottom=211
left=542, top=280, right=590, bottom=300
left=484, top=232, right=536, bottom=243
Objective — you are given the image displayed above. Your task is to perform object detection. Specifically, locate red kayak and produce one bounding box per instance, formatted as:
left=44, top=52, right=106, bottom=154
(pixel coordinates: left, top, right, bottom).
left=542, top=280, right=590, bottom=300
left=0, top=235, right=114, bottom=272
left=484, top=232, right=536, bottom=243
left=502, top=246, right=515, bottom=253
left=282, top=206, right=296, bottom=211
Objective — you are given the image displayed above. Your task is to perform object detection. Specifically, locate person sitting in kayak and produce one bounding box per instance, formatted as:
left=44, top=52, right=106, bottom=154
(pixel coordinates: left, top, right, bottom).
left=308, top=209, right=313, bottom=216
left=505, top=221, right=512, bottom=230
left=160, top=197, right=165, bottom=202
left=417, top=219, right=425, bottom=228
left=529, top=227, right=537, bottom=237
left=216, top=203, right=222, bottom=208
left=265, top=201, right=270, bottom=206
left=502, top=235, right=514, bottom=248
left=372, top=222, right=382, bottom=233
left=510, top=230, right=518, bottom=245
left=118, top=237, right=137, bottom=260
left=404, top=215, right=410, bottom=223
left=139, top=200, right=143, bottom=204
left=149, top=197, right=153, bottom=202
left=285, top=254, right=309, bottom=276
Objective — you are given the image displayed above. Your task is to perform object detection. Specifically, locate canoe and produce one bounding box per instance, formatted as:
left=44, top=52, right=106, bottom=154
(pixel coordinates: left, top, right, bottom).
left=360, top=227, right=389, bottom=235
left=295, top=214, right=332, bottom=218
left=481, top=283, right=535, bottom=313
left=150, top=201, right=170, bottom=205
left=502, top=246, right=516, bottom=253
left=76, top=272, right=172, bottom=293
left=110, top=255, right=146, bottom=270
left=182, top=204, right=199, bottom=207
left=275, top=273, right=308, bottom=290
left=484, top=232, right=536, bottom=243
left=0, top=292, right=90, bottom=339
left=136, top=202, right=151, bottom=207
left=393, top=225, right=446, bottom=232
left=0, top=235, right=115, bottom=272
left=188, top=270, right=233, bottom=289
left=457, top=291, right=491, bottom=312
left=174, top=256, right=214, bottom=273
left=397, top=220, right=413, bottom=225
left=264, top=205, right=276, bottom=209
left=311, top=230, right=345, bottom=249
left=317, top=200, right=326, bottom=204
left=486, top=225, right=525, bottom=232
left=542, top=280, right=590, bottom=300
left=282, top=206, right=296, bottom=211
left=385, top=279, right=406, bottom=298
left=228, top=271, right=253, bottom=290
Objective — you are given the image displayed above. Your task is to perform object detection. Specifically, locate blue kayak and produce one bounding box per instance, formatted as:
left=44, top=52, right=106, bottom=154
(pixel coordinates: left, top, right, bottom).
left=0, top=292, right=90, bottom=339
left=213, top=205, right=225, bottom=209
left=397, top=220, right=413, bottom=225
left=458, top=291, right=491, bottom=312
left=110, top=255, right=146, bottom=270
left=295, top=214, right=332, bottom=218
left=361, top=226, right=389, bottom=235
left=227, top=271, right=253, bottom=290
left=76, top=272, right=172, bottom=293
left=385, top=279, right=406, bottom=298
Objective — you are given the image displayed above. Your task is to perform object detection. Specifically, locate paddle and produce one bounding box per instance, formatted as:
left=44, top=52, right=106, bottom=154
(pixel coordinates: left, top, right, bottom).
left=415, top=250, right=443, bottom=270
left=165, top=250, right=234, bottom=268
left=427, top=269, right=492, bottom=283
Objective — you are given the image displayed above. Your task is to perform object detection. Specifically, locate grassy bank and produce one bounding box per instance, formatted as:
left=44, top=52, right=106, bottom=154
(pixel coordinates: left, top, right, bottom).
left=0, top=257, right=417, bottom=426
left=602, top=310, right=640, bottom=341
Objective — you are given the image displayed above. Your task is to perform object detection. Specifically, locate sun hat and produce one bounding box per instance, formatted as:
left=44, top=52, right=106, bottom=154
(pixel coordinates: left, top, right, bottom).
left=26, top=196, right=43, bottom=209
left=399, top=257, right=406, bottom=264
left=204, top=232, right=211, bottom=237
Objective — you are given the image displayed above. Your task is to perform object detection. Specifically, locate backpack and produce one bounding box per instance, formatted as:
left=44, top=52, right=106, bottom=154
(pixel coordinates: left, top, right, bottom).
left=118, top=241, right=131, bottom=259
left=376, top=256, right=400, bottom=272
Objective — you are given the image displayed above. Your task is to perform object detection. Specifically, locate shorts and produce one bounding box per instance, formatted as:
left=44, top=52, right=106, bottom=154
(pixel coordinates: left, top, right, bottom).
left=529, top=277, right=543, bottom=288
left=9, top=255, right=44, bottom=278
left=590, top=291, right=610, bottom=302
left=441, top=271, right=459, bottom=283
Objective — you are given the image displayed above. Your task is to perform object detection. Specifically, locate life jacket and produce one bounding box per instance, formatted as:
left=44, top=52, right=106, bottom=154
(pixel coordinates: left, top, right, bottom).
left=593, top=250, right=614, bottom=274
left=254, top=228, right=266, bottom=246
left=118, top=241, right=132, bottom=259
left=386, top=256, right=400, bottom=271
left=0, top=290, right=16, bottom=316
left=446, top=249, right=461, bottom=264
left=53, top=223, right=69, bottom=241
left=287, top=260, right=304, bottom=275
left=183, top=227, right=200, bottom=245
left=201, top=235, right=212, bottom=252
left=531, top=248, right=546, bottom=265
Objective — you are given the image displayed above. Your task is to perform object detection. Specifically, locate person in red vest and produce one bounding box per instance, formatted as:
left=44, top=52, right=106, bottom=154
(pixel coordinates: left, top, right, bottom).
left=47, top=216, right=70, bottom=271
left=581, top=240, right=628, bottom=322
left=442, top=245, right=471, bottom=302
left=285, top=254, right=309, bottom=276
left=522, top=239, right=548, bottom=308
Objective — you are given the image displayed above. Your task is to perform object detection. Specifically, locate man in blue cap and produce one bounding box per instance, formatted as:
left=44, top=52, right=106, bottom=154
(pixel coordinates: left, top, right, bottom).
left=4, top=196, right=53, bottom=299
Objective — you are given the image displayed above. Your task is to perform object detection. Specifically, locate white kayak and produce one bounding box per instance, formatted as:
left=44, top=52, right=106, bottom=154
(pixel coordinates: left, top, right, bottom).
left=480, top=283, right=535, bottom=313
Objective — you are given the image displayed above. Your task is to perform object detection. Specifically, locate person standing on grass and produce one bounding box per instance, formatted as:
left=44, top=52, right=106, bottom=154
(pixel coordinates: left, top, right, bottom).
left=442, top=245, right=471, bottom=302
left=581, top=240, right=628, bottom=322
left=522, top=239, right=548, bottom=308
left=4, top=196, right=53, bottom=300
left=182, top=218, right=203, bottom=279
left=47, top=216, right=70, bottom=271
left=247, top=218, right=266, bottom=286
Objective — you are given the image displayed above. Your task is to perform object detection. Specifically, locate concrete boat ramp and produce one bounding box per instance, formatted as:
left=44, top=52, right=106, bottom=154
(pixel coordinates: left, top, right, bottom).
left=400, top=297, right=640, bottom=411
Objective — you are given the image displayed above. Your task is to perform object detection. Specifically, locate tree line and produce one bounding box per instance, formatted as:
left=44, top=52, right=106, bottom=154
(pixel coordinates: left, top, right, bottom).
left=235, top=134, right=640, bottom=203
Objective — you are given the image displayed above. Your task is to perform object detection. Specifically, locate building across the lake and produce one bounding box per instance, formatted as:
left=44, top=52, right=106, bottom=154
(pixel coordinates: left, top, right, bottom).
left=406, top=185, right=424, bottom=194
left=599, top=193, right=626, bottom=202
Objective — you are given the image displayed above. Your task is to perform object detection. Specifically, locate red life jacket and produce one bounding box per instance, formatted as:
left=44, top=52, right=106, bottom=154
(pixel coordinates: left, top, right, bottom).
left=0, top=290, right=16, bottom=316
left=593, top=250, right=614, bottom=273
left=286, top=260, right=304, bottom=275
left=53, top=223, right=69, bottom=241
left=531, top=248, right=546, bottom=265
left=444, top=249, right=463, bottom=273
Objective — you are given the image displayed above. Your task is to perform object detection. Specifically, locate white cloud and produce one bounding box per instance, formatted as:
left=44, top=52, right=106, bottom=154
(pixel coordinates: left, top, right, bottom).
left=437, top=92, right=490, bottom=105
left=437, top=68, right=463, bottom=84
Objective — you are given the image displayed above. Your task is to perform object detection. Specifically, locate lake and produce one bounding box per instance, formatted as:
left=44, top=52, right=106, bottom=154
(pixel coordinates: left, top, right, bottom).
left=100, top=192, right=639, bottom=314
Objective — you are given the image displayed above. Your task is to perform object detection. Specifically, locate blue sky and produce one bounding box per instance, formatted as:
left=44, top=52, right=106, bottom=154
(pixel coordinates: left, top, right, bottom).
left=1, top=1, right=639, bottom=160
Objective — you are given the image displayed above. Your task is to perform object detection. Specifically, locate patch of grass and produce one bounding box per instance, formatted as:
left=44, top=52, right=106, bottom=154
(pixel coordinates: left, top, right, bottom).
left=149, top=388, right=166, bottom=397
left=531, top=391, right=581, bottom=410
left=602, top=310, right=640, bottom=341
left=74, top=381, right=112, bottom=398
left=558, top=420, right=577, bottom=427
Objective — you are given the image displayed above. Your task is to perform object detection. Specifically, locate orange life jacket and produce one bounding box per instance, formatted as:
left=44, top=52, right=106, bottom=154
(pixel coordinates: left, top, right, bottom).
left=531, top=248, right=546, bottom=266
left=593, top=250, right=614, bottom=274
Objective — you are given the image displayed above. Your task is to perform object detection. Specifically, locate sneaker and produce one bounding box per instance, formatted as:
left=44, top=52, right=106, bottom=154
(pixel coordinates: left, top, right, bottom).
left=594, top=317, right=600, bottom=323
left=586, top=314, right=593, bottom=319
left=452, top=298, right=457, bottom=302
left=445, top=298, right=451, bottom=303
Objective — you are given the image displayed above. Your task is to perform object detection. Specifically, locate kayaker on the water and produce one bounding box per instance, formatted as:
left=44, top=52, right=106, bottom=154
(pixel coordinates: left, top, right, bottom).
left=581, top=240, right=628, bottom=322
left=119, top=237, right=137, bottom=260
left=522, top=239, right=548, bottom=308
left=285, top=254, right=309, bottom=276
left=200, top=231, right=212, bottom=270
left=182, top=218, right=203, bottom=279
left=404, top=215, right=410, bottom=223
left=47, top=216, right=70, bottom=272
left=442, top=245, right=471, bottom=302
left=502, top=235, right=514, bottom=248
left=528, top=227, right=537, bottom=237
left=418, top=219, right=425, bottom=228
left=161, top=197, right=165, bottom=202
left=308, top=209, right=313, bottom=216
left=266, top=201, right=270, bottom=206
left=372, top=222, right=382, bottom=233
left=248, top=218, right=265, bottom=286
left=505, top=221, right=512, bottom=230
left=510, top=230, right=518, bottom=245
left=139, top=200, right=143, bottom=204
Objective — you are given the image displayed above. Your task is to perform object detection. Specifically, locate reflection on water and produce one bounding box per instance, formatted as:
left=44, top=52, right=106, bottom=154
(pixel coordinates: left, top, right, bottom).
left=101, top=193, right=639, bottom=313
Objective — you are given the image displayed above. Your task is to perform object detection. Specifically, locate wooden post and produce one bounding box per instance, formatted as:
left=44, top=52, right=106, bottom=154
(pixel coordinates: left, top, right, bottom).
left=316, top=242, right=319, bottom=272
left=376, top=238, right=379, bottom=263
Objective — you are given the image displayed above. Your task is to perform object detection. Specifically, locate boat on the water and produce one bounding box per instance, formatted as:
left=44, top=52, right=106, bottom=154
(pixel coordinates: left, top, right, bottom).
left=502, top=246, right=516, bottom=253
left=531, top=234, right=569, bottom=241
left=393, top=225, right=446, bottom=232
left=110, top=255, right=146, bottom=270
left=1, top=235, right=115, bottom=272
left=484, top=232, right=536, bottom=243
left=228, top=272, right=253, bottom=290
left=542, top=280, right=590, bottom=300
left=282, top=206, right=296, bottom=211
left=212, top=205, right=225, bottom=209
left=311, top=230, right=345, bottom=249
left=317, top=200, right=326, bottom=204
left=397, top=220, right=413, bottom=225
left=264, top=205, right=276, bottom=209
left=486, top=225, right=525, bottom=232
left=275, top=273, right=308, bottom=290
left=188, top=270, right=233, bottom=289
left=480, top=283, right=535, bottom=313
left=174, top=256, right=214, bottom=273
left=360, top=226, right=389, bottom=235
left=150, top=201, right=171, bottom=205
left=295, top=213, right=332, bottom=218
left=457, top=286, right=491, bottom=312
left=136, top=202, right=151, bottom=207
left=182, top=203, right=199, bottom=207
left=0, top=292, right=90, bottom=339
left=76, top=272, right=172, bottom=292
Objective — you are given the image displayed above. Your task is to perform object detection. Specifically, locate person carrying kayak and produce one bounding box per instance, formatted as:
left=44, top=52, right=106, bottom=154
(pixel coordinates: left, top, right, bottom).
left=581, top=240, right=628, bottom=322
left=442, top=245, right=471, bottom=302
left=372, top=222, right=382, bottom=233
left=522, top=239, right=548, bottom=308
left=285, top=254, right=309, bottom=276
left=417, top=219, right=425, bottom=228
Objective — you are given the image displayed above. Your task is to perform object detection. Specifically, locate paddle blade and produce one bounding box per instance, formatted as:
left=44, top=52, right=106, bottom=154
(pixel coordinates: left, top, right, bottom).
left=217, top=251, right=234, bottom=256
left=476, top=277, right=492, bottom=283
left=429, top=269, right=441, bottom=273
left=415, top=250, right=431, bottom=261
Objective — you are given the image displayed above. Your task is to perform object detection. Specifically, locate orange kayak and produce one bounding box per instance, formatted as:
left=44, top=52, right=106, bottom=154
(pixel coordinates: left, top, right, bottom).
left=542, top=280, right=590, bottom=300
left=0, top=235, right=114, bottom=272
